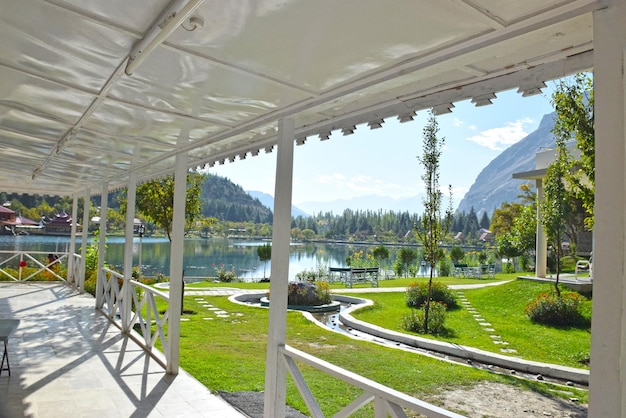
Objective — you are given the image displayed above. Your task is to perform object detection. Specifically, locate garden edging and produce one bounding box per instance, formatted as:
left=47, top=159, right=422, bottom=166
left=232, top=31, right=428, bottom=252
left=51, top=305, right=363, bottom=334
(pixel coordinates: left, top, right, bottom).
left=339, top=297, right=589, bottom=385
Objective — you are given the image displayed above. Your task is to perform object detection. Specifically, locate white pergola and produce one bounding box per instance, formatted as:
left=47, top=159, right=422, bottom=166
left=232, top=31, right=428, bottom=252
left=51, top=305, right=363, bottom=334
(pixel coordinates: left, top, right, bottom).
left=1, top=0, right=624, bottom=416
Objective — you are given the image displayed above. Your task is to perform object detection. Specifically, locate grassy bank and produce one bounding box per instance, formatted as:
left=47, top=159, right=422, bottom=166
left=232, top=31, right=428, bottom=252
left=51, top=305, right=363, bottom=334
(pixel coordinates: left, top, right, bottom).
left=170, top=287, right=588, bottom=416
left=347, top=279, right=591, bottom=368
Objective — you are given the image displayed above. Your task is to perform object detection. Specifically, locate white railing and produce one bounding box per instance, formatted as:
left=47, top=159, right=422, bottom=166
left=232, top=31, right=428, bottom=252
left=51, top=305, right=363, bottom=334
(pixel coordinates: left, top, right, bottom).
left=67, top=253, right=83, bottom=289
left=98, top=267, right=123, bottom=319
left=280, top=345, right=465, bottom=418
left=0, top=250, right=69, bottom=282
left=98, top=266, right=171, bottom=369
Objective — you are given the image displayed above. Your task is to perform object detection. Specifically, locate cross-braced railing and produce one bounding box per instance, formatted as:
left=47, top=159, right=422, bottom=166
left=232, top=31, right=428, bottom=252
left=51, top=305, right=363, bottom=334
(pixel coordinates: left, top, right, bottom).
left=97, top=266, right=171, bottom=369
left=0, top=250, right=69, bottom=282
left=281, top=345, right=464, bottom=418
left=128, top=280, right=170, bottom=367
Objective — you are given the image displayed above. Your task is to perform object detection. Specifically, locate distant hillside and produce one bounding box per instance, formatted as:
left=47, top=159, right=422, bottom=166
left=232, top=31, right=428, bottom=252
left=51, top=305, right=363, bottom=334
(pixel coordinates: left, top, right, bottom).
left=456, top=112, right=557, bottom=216
left=297, top=194, right=424, bottom=216
left=246, top=191, right=309, bottom=218
left=201, top=174, right=273, bottom=223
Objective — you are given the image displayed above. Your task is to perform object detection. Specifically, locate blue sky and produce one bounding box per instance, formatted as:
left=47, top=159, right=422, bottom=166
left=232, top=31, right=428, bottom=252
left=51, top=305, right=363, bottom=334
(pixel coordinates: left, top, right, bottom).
left=210, top=84, right=558, bottom=210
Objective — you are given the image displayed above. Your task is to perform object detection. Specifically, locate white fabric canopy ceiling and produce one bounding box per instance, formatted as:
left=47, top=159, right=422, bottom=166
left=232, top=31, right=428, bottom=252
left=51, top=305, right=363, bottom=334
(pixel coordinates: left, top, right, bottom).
left=0, top=0, right=602, bottom=196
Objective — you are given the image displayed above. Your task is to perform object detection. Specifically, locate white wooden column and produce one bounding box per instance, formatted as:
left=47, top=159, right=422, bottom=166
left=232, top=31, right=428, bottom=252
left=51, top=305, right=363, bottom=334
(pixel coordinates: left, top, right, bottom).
left=589, top=1, right=626, bottom=416
left=264, top=118, right=295, bottom=418
left=122, top=172, right=137, bottom=333
left=166, top=152, right=188, bottom=375
left=535, top=179, right=547, bottom=278
left=80, top=189, right=90, bottom=293
left=68, top=194, right=79, bottom=283
left=96, top=183, right=109, bottom=308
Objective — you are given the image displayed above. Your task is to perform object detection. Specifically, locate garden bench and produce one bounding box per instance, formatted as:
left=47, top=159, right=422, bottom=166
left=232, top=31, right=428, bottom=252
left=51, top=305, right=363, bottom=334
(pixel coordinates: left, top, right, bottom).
left=328, top=267, right=351, bottom=284
left=328, top=267, right=380, bottom=287
left=346, top=267, right=379, bottom=288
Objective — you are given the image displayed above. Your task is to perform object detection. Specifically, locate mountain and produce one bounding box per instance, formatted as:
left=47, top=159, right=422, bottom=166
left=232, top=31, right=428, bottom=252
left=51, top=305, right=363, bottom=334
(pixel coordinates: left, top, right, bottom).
left=246, top=191, right=309, bottom=218
left=456, top=112, right=557, bottom=216
left=201, top=174, right=273, bottom=223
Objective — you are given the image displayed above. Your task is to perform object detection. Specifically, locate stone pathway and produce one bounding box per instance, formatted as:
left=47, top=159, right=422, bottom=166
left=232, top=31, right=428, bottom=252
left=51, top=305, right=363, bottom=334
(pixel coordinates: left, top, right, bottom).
left=456, top=290, right=518, bottom=354
left=191, top=296, right=246, bottom=322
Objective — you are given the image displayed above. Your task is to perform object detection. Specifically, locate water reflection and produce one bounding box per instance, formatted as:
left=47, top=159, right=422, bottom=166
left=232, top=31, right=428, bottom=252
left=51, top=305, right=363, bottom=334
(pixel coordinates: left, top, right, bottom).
left=0, top=235, right=402, bottom=282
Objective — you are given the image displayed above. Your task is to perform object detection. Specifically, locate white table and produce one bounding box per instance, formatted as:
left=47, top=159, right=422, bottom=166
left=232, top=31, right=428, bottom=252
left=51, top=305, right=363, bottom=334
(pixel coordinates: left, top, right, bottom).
left=0, top=319, right=20, bottom=376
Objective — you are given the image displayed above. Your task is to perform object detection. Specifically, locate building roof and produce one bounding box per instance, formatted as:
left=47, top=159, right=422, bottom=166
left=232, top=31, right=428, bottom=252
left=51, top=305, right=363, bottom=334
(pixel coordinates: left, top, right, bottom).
left=0, top=206, right=15, bottom=214
left=0, top=0, right=602, bottom=198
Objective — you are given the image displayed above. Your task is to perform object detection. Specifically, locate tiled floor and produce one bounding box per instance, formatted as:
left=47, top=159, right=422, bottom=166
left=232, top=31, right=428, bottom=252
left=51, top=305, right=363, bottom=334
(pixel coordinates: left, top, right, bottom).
left=0, top=282, right=246, bottom=418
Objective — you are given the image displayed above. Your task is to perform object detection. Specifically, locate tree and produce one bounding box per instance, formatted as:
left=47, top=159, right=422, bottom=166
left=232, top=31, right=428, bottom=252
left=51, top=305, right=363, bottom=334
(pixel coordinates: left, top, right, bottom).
left=130, top=172, right=205, bottom=241
left=415, top=111, right=453, bottom=333
left=372, top=245, right=390, bottom=275
left=395, top=247, right=417, bottom=278
left=301, top=229, right=316, bottom=240
left=257, top=243, right=272, bottom=279
left=479, top=211, right=490, bottom=230
left=540, top=139, right=572, bottom=297
left=197, top=216, right=218, bottom=238
left=551, top=73, right=594, bottom=229
left=449, top=246, right=465, bottom=264
left=491, top=183, right=537, bottom=270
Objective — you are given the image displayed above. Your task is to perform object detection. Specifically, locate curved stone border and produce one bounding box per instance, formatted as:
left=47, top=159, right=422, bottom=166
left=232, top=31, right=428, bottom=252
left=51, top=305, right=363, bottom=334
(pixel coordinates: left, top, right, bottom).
left=258, top=297, right=341, bottom=313
left=339, top=297, right=589, bottom=385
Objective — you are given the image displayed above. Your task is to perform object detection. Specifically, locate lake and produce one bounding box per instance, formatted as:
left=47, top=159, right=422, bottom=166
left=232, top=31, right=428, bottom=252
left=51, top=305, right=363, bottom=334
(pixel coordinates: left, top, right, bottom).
left=0, top=235, right=418, bottom=281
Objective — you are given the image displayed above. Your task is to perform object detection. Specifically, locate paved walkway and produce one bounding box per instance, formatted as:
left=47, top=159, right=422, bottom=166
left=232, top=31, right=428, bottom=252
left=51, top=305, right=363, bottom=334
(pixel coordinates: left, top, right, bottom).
left=0, top=282, right=245, bottom=418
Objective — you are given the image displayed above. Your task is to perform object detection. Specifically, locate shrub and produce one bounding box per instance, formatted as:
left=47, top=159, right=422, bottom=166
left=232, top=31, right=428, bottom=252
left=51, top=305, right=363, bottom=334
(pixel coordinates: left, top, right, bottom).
left=402, top=301, right=447, bottom=335
left=405, top=281, right=458, bottom=309
left=437, top=258, right=451, bottom=277
left=212, top=263, right=237, bottom=282
left=295, top=261, right=328, bottom=282
left=502, top=262, right=515, bottom=273
left=525, top=292, right=586, bottom=326
left=286, top=281, right=332, bottom=306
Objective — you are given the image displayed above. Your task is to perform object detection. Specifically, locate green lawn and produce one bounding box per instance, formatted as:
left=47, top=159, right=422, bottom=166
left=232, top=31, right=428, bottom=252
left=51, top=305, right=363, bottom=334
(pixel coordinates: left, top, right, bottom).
left=346, top=279, right=591, bottom=368
left=166, top=284, right=589, bottom=417
left=181, top=273, right=511, bottom=291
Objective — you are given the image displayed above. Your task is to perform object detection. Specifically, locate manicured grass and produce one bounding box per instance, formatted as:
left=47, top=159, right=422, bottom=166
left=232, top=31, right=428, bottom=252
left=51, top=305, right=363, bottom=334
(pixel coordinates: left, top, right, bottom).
left=348, top=279, right=591, bottom=369
left=163, top=292, right=588, bottom=417
left=181, top=273, right=512, bottom=291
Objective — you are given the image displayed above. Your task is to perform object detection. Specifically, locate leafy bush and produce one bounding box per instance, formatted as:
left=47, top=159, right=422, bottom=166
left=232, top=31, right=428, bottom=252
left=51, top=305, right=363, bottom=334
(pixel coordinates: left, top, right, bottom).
left=295, top=261, right=328, bottom=282
left=525, top=292, right=586, bottom=326
left=212, top=263, right=237, bottom=282
left=402, top=301, right=447, bottom=335
left=437, top=258, right=451, bottom=277
left=346, top=250, right=378, bottom=268
left=449, top=246, right=465, bottom=264
left=405, top=281, right=458, bottom=309
left=286, top=281, right=332, bottom=306
left=502, top=262, right=516, bottom=273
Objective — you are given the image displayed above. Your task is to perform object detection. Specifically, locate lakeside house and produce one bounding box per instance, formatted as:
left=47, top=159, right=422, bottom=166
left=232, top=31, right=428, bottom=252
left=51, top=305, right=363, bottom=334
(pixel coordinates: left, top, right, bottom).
left=0, top=206, right=40, bottom=235
left=39, top=212, right=81, bottom=235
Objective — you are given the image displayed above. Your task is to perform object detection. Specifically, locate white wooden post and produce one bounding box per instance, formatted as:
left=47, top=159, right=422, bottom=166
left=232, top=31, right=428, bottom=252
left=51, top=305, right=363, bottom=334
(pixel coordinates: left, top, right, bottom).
left=589, top=1, right=626, bottom=416
left=122, top=172, right=137, bottom=333
left=68, top=194, right=78, bottom=284
left=96, top=183, right=109, bottom=308
left=264, top=118, right=295, bottom=418
left=535, top=179, right=547, bottom=278
left=80, top=189, right=90, bottom=293
left=166, top=152, right=188, bottom=374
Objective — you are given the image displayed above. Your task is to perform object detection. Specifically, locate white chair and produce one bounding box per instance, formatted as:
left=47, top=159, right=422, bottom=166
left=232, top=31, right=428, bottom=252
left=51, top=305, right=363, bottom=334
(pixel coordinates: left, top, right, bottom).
left=575, top=258, right=592, bottom=280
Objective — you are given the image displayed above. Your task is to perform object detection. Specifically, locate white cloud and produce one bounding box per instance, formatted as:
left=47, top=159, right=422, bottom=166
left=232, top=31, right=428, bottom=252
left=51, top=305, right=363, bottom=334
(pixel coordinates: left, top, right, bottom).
left=453, top=117, right=464, bottom=127
left=315, top=173, right=418, bottom=197
left=467, top=118, right=533, bottom=151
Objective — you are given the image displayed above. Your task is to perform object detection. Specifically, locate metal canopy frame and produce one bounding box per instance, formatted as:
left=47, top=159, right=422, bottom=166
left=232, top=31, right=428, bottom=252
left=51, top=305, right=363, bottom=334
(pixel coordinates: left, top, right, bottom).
left=0, top=0, right=603, bottom=196
left=3, top=1, right=626, bottom=417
